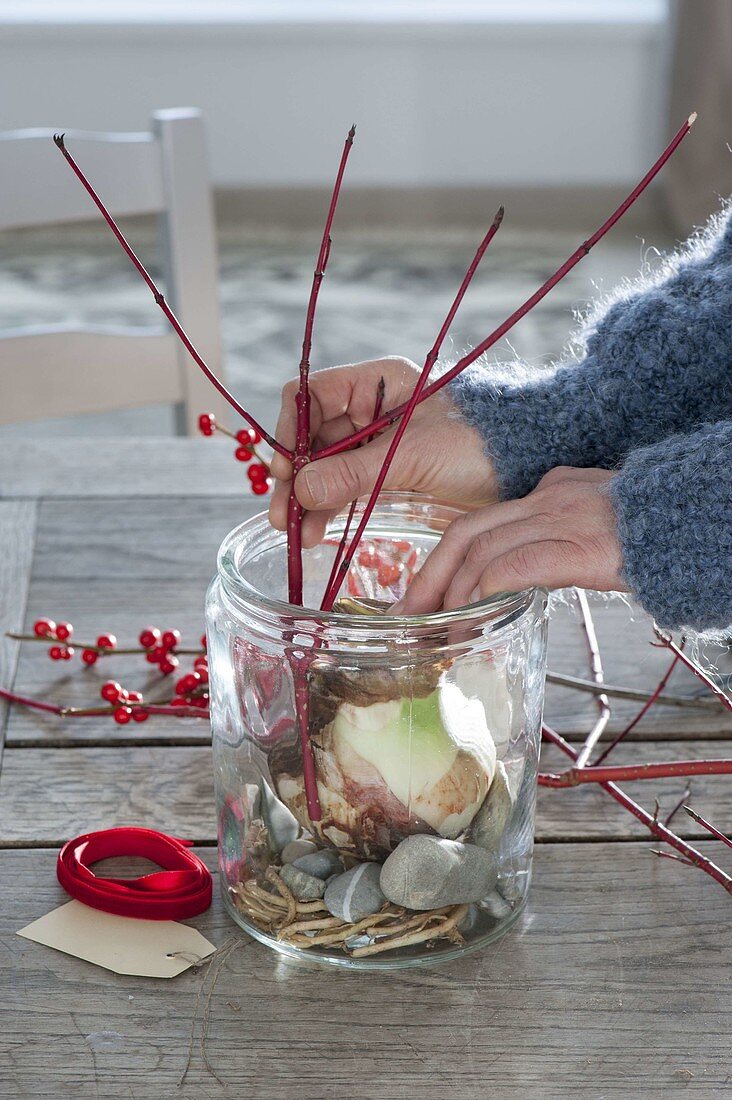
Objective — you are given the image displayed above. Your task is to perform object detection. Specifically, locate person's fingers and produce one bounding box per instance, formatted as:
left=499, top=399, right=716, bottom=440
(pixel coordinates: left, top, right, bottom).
left=442, top=518, right=551, bottom=610
left=301, top=508, right=337, bottom=549
left=293, top=435, right=399, bottom=513
left=313, top=414, right=369, bottom=452
left=476, top=540, right=579, bottom=598
left=393, top=499, right=536, bottom=615
left=268, top=474, right=291, bottom=531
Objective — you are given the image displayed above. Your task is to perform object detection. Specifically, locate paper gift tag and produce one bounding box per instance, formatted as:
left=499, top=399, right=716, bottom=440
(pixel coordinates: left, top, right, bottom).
left=18, top=900, right=216, bottom=977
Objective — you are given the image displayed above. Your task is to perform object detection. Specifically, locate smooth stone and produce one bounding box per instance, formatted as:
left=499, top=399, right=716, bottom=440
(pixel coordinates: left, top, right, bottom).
left=380, top=835, right=497, bottom=910
left=292, top=850, right=344, bottom=880
left=324, top=863, right=386, bottom=923
left=280, top=863, right=326, bottom=901
left=469, top=762, right=514, bottom=853
left=281, top=838, right=318, bottom=864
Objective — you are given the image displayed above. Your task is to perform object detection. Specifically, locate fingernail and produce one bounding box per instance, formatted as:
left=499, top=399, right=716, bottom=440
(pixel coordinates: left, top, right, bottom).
left=390, top=598, right=406, bottom=614
left=470, top=586, right=481, bottom=604
left=302, top=466, right=325, bottom=507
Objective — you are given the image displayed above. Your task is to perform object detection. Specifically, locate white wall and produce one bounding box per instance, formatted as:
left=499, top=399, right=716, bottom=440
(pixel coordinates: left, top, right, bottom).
left=0, top=14, right=668, bottom=189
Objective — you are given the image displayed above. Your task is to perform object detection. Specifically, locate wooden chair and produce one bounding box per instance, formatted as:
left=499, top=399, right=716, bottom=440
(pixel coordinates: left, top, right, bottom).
left=0, top=108, right=229, bottom=434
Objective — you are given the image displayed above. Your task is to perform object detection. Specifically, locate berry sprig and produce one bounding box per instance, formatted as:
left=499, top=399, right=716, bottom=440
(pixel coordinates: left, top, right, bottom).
left=10, top=620, right=203, bottom=669
left=100, top=651, right=210, bottom=723
left=198, top=413, right=272, bottom=496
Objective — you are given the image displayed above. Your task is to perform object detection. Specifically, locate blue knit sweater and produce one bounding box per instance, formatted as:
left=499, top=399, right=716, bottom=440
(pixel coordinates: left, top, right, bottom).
left=449, top=208, right=732, bottom=631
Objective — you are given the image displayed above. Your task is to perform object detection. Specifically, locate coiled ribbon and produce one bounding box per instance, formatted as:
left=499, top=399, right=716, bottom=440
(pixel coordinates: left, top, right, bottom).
left=57, top=827, right=212, bottom=920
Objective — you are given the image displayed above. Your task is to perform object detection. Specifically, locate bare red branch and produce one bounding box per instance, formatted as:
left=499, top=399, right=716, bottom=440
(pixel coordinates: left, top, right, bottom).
left=319, top=206, right=505, bottom=610
left=315, top=114, right=697, bottom=460
left=541, top=725, right=732, bottom=893
left=52, top=134, right=290, bottom=460
left=287, top=126, right=357, bottom=603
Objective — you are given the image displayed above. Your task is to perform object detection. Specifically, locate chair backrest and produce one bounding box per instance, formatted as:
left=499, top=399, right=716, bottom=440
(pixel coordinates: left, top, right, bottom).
left=0, top=108, right=229, bottom=434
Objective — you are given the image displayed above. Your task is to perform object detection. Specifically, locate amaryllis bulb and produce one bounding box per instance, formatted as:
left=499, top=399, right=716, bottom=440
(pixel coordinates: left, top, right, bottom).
left=273, top=677, right=496, bottom=858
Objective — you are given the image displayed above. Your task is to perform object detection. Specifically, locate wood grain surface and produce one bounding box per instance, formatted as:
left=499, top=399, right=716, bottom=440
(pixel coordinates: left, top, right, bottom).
left=0, top=441, right=729, bottom=1099
left=1, top=844, right=729, bottom=1100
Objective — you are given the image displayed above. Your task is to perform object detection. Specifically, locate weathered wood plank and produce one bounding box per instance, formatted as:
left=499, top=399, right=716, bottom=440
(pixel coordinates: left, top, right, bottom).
left=545, top=594, right=732, bottom=737
left=0, top=501, right=37, bottom=763
left=9, top=577, right=731, bottom=745
left=0, top=741, right=728, bottom=847
left=0, top=439, right=251, bottom=498
left=0, top=746, right=215, bottom=846
left=1, top=843, right=729, bottom=1099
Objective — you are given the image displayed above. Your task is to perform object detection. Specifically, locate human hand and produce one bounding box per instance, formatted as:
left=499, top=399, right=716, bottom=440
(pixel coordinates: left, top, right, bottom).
left=392, top=467, right=627, bottom=614
left=269, top=356, right=498, bottom=547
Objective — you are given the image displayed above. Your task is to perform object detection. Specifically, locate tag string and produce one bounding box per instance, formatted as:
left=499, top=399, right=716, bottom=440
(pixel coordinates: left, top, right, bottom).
left=57, top=827, right=213, bottom=920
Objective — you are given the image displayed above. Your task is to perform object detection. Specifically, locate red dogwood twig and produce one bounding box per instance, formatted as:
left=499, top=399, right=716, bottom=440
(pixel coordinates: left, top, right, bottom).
left=321, top=376, right=386, bottom=606
left=53, top=134, right=288, bottom=459
left=314, top=114, right=697, bottom=460
left=287, top=126, right=356, bottom=603
left=540, top=724, right=732, bottom=893
left=320, top=205, right=505, bottom=610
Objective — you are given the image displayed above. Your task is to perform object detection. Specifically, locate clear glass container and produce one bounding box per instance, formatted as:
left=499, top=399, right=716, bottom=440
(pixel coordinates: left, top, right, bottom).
left=206, top=494, right=548, bottom=969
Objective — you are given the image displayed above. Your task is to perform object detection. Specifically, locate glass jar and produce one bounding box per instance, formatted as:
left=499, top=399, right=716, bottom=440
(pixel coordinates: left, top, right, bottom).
left=206, top=493, right=548, bottom=969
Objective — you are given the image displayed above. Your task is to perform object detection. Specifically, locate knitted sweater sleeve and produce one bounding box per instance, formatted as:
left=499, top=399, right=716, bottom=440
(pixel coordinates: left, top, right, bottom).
left=610, top=421, right=732, bottom=631
left=448, top=207, right=732, bottom=500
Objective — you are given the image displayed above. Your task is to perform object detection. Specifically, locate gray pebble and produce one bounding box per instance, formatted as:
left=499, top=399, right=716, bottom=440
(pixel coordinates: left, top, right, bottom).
left=324, top=863, right=386, bottom=923
left=280, top=862, right=326, bottom=901
left=469, top=762, right=514, bottom=853
left=380, top=835, right=497, bottom=910
left=293, top=850, right=344, bottom=880
left=281, top=838, right=318, bottom=864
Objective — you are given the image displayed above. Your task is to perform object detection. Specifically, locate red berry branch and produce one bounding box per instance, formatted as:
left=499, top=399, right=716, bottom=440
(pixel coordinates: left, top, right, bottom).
left=1, top=620, right=210, bottom=722
left=197, top=414, right=272, bottom=495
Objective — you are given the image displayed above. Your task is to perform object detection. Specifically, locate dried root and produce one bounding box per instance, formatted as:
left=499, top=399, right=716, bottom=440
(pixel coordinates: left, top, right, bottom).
left=232, top=868, right=473, bottom=957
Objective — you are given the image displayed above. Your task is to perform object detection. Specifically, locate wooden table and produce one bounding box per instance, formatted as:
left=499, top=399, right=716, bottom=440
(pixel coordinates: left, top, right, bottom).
left=1, top=440, right=730, bottom=1099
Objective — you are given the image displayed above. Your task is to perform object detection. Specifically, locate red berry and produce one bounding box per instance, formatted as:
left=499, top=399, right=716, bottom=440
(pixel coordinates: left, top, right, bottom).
left=60, top=646, right=75, bottom=661
left=196, top=666, right=209, bottom=685
left=126, top=690, right=143, bottom=704
left=251, top=480, right=270, bottom=495
left=96, top=633, right=117, bottom=651
left=82, top=649, right=98, bottom=665
left=247, top=463, right=268, bottom=483
left=146, top=647, right=164, bottom=664
left=176, top=672, right=201, bottom=696
left=234, top=445, right=253, bottom=462
left=55, top=622, right=73, bottom=641
left=200, top=634, right=207, bottom=651
left=198, top=413, right=216, bottom=436
left=236, top=428, right=254, bottom=446
left=138, top=626, right=161, bottom=649
left=131, top=708, right=149, bottom=723
left=161, top=629, right=181, bottom=650
left=194, top=655, right=208, bottom=672
left=159, top=655, right=180, bottom=675
left=34, top=618, right=56, bottom=638
left=378, top=563, right=402, bottom=586
left=169, top=696, right=187, bottom=707
left=101, top=680, right=123, bottom=703
left=49, top=645, right=63, bottom=661
left=251, top=429, right=262, bottom=444
left=113, top=706, right=132, bottom=725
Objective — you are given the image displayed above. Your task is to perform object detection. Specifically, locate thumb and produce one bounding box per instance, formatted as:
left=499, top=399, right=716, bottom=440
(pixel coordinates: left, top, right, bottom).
left=294, top=439, right=396, bottom=512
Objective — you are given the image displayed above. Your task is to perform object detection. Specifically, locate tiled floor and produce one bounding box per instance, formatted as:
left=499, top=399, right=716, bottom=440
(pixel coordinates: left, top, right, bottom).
left=0, top=217, right=676, bottom=438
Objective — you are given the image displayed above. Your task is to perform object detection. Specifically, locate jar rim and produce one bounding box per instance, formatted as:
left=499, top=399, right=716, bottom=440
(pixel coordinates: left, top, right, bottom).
left=217, top=492, right=539, bottom=633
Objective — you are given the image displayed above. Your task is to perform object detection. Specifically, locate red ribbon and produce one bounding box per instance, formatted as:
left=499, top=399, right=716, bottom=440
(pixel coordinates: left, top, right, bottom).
left=57, top=827, right=213, bottom=920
